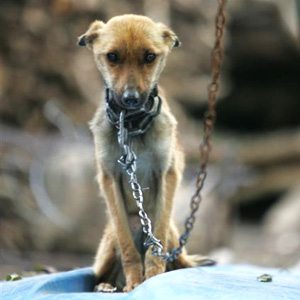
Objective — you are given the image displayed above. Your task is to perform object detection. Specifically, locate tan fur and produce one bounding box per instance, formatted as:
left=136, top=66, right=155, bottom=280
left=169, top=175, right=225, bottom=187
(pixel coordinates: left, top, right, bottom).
left=79, top=15, right=203, bottom=292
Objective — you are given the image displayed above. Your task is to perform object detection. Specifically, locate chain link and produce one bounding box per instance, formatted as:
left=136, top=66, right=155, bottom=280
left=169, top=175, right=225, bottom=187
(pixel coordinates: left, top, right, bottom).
left=117, top=111, right=168, bottom=259
left=116, top=0, right=227, bottom=262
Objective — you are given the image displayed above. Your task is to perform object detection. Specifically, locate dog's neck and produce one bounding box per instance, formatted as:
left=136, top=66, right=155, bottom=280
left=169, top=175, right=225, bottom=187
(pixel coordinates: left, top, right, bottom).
left=105, top=86, right=162, bottom=136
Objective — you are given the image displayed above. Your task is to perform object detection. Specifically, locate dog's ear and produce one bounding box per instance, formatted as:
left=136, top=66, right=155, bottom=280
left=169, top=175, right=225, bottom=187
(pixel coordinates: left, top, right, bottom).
left=77, top=20, right=105, bottom=49
left=157, top=23, right=181, bottom=50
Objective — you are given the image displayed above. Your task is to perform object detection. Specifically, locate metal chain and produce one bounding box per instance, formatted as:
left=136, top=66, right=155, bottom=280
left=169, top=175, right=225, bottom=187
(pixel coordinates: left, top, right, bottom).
left=172, top=0, right=227, bottom=259
left=117, top=111, right=167, bottom=258
left=117, top=0, right=227, bottom=262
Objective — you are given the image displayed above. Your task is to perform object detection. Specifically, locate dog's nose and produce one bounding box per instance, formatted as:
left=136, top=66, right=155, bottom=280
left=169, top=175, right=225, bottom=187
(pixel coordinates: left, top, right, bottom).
left=122, top=90, right=140, bottom=108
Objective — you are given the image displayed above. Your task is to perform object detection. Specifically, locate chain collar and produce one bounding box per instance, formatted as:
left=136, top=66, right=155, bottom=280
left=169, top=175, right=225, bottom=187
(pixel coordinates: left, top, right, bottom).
left=105, top=87, right=162, bottom=136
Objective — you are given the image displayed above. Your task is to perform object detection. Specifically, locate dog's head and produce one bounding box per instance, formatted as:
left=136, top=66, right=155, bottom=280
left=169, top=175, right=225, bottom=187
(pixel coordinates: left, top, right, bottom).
left=78, top=15, right=180, bottom=109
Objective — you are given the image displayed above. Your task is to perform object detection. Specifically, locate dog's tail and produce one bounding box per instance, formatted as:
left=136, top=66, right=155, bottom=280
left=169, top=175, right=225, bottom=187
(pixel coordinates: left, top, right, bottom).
left=167, top=253, right=216, bottom=271
left=186, top=254, right=216, bottom=267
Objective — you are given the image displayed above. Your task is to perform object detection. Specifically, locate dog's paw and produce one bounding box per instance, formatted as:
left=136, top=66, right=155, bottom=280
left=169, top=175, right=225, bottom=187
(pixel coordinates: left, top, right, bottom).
left=123, top=263, right=144, bottom=292
left=145, top=255, right=166, bottom=279
left=123, top=281, right=141, bottom=292
left=145, top=264, right=165, bottom=279
left=94, top=282, right=117, bottom=293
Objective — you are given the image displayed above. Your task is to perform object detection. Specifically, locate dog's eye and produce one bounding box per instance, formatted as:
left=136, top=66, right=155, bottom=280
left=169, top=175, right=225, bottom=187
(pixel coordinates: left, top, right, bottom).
left=106, top=53, right=118, bottom=63
left=144, top=53, right=157, bottom=64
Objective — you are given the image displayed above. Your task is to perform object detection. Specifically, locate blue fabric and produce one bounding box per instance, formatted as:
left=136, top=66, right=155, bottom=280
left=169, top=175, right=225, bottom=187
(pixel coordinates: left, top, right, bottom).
left=1, top=265, right=300, bottom=300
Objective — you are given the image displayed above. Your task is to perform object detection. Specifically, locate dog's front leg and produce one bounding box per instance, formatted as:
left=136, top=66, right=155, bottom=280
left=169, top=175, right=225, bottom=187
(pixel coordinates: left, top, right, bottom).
left=145, top=168, right=179, bottom=279
left=98, top=173, right=143, bottom=292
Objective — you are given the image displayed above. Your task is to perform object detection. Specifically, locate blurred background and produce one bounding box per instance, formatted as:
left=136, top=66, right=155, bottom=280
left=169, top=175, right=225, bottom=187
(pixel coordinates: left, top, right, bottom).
left=1, top=0, right=300, bottom=278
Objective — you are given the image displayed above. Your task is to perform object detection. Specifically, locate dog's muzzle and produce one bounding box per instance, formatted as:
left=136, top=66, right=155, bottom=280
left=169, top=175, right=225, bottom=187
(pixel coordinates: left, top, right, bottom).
left=122, top=89, right=141, bottom=109
left=105, top=85, right=161, bottom=136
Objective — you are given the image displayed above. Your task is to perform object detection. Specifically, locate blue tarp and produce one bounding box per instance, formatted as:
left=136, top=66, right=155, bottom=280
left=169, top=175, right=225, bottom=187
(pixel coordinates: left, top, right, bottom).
left=1, top=265, right=299, bottom=300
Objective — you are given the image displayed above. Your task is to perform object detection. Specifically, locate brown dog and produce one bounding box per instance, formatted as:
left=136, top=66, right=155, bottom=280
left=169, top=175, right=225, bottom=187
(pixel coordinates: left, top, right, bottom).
left=78, top=15, right=207, bottom=292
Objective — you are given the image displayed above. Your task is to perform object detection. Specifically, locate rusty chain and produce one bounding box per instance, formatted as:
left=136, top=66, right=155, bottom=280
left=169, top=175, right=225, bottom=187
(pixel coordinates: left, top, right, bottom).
left=173, top=0, right=227, bottom=260
left=116, top=0, right=227, bottom=262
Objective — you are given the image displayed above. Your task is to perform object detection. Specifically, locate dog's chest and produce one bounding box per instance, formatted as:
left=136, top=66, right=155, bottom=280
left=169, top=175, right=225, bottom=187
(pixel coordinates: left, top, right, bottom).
left=98, top=116, right=174, bottom=175
left=121, top=135, right=171, bottom=213
left=96, top=116, right=174, bottom=213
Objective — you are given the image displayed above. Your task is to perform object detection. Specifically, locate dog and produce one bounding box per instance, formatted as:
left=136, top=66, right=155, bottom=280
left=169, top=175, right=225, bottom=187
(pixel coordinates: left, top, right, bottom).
left=78, top=14, right=210, bottom=292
